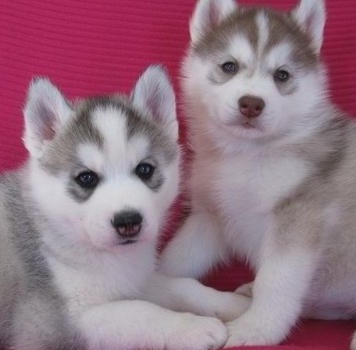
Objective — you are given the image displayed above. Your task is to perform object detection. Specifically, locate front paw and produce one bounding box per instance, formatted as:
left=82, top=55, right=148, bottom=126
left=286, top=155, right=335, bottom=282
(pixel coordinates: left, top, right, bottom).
left=213, top=293, right=251, bottom=322
left=169, top=314, right=227, bottom=350
left=234, top=282, right=253, bottom=298
left=225, top=313, right=286, bottom=347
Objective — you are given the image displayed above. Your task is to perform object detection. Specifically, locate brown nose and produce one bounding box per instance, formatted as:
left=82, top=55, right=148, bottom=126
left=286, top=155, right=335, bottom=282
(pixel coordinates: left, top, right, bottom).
left=238, top=95, right=265, bottom=118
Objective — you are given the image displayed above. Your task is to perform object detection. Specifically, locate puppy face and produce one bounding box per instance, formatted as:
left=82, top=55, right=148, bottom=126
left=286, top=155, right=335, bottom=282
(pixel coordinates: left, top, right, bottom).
left=24, top=66, right=180, bottom=253
left=183, top=0, right=327, bottom=144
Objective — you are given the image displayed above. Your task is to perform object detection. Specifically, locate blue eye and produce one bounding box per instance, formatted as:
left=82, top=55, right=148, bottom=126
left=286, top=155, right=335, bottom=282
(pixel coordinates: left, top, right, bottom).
left=135, top=163, right=155, bottom=181
left=75, top=171, right=99, bottom=189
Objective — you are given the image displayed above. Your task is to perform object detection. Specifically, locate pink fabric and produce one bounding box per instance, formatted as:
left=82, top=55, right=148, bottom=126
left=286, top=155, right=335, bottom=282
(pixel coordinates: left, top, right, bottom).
left=1, top=0, right=356, bottom=348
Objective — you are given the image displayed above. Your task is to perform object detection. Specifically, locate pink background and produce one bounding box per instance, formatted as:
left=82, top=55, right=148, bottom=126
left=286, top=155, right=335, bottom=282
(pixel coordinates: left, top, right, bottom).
left=1, top=0, right=356, bottom=348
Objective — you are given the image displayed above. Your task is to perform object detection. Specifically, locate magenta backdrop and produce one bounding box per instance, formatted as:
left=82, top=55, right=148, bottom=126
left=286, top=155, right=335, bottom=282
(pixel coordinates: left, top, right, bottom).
left=1, top=1, right=356, bottom=349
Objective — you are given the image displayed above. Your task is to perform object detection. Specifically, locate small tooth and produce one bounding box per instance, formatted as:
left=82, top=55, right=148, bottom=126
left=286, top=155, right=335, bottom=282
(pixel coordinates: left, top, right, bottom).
left=118, top=227, right=126, bottom=234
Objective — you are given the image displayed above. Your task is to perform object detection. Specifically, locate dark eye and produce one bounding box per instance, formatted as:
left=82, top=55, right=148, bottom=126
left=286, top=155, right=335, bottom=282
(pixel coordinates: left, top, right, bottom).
left=221, top=61, right=238, bottom=74
left=274, top=69, right=290, bottom=83
left=135, top=163, right=155, bottom=181
left=75, top=171, right=99, bottom=189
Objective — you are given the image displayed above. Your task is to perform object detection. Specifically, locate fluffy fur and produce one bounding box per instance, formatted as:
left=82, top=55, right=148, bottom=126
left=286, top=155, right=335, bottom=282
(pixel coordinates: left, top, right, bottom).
left=0, top=65, right=250, bottom=350
left=160, top=0, right=356, bottom=347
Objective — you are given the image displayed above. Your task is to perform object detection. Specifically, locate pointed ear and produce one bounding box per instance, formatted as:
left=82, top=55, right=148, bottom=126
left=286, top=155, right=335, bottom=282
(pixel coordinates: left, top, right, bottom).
left=291, top=0, right=326, bottom=54
left=190, top=0, right=237, bottom=44
left=131, top=65, right=178, bottom=141
left=23, top=78, right=73, bottom=158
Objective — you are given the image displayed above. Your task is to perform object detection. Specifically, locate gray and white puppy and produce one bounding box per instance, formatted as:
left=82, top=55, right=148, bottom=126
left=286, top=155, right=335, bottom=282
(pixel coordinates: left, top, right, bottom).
left=0, top=65, right=247, bottom=350
left=160, top=0, right=356, bottom=348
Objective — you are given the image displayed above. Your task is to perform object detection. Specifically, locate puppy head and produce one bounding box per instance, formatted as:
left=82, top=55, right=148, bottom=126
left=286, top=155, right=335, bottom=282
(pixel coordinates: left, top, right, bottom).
left=23, top=66, right=180, bottom=253
left=182, top=0, right=328, bottom=148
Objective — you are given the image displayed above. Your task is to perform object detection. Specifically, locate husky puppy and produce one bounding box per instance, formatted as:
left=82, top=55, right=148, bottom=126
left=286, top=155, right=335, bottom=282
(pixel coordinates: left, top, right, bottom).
left=0, top=65, right=249, bottom=350
left=160, top=0, right=356, bottom=347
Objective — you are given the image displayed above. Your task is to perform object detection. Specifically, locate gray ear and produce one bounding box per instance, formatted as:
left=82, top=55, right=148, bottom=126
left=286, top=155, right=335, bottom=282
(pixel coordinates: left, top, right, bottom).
left=291, top=0, right=326, bottom=54
left=131, top=65, right=178, bottom=141
left=23, top=78, right=73, bottom=158
left=190, top=0, right=237, bottom=44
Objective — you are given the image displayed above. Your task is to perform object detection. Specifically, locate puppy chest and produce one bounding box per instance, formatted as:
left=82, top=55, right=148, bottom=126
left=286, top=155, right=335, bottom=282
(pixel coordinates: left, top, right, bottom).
left=214, top=155, right=308, bottom=213
left=208, top=155, right=308, bottom=262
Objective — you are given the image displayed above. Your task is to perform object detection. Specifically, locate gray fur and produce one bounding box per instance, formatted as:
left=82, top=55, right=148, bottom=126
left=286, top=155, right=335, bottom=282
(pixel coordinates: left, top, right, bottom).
left=0, top=173, right=77, bottom=349
left=272, top=115, right=356, bottom=316
left=160, top=0, right=356, bottom=347
left=42, top=95, right=177, bottom=175
left=0, top=69, right=180, bottom=348
left=193, top=6, right=318, bottom=70
left=40, top=95, right=178, bottom=202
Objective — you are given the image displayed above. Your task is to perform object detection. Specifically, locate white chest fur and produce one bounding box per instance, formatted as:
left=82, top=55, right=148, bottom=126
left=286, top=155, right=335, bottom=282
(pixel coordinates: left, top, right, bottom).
left=198, top=151, right=309, bottom=266
left=45, top=244, right=156, bottom=319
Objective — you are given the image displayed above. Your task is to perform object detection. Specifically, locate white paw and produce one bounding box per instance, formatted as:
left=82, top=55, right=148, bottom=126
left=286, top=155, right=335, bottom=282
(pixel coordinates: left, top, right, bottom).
left=213, top=293, right=251, bottom=322
left=225, top=314, right=285, bottom=347
left=169, top=314, right=227, bottom=350
left=234, top=282, right=253, bottom=298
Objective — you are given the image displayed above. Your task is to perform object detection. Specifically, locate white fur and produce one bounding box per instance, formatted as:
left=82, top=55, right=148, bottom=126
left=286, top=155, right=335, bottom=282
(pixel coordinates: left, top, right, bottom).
left=92, top=107, right=130, bottom=170
left=78, top=300, right=226, bottom=350
left=23, top=78, right=73, bottom=158
left=189, top=0, right=237, bottom=44
left=292, top=0, right=326, bottom=53
left=256, top=12, right=270, bottom=54
left=182, top=38, right=327, bottom=154
left=17, top=66, right=258, bottom=350
left=159, top=0, right=354, bottom=347
left=77, top=143, right=104, bottom=174
left=229, top=35, right=255, bottom=73
left=226, top=246, right=318, bottom=346
left=132, top=65, right=178, bottom=140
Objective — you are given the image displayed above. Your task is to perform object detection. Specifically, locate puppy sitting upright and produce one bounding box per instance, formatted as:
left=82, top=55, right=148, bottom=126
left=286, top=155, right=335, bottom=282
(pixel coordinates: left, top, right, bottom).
left=160, top=0, right=356, bottom=347
left=0, top=65, right=250, bottom=350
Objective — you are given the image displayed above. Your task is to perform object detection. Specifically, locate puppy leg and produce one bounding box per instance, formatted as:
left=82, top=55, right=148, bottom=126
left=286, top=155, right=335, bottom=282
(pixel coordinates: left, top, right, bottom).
left=78, top=299, right=227, bottom=350
left=225, top=247, right=316, bottom=346
left=235, top=282, right=253, bottom=297
left=143, top=272, right=251, bottom=322
left=160, top=211, right=227, bottom=278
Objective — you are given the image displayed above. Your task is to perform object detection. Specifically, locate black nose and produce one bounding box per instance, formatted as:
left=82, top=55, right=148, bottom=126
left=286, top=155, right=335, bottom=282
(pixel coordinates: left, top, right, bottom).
left=239, top=95, right=265, bottom=118
left=111, top=210, right=143, bottom=238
